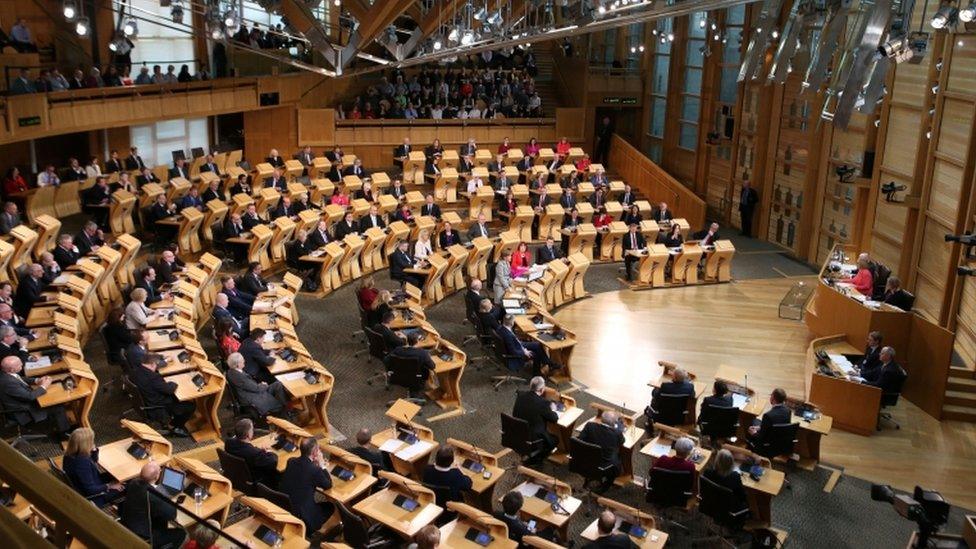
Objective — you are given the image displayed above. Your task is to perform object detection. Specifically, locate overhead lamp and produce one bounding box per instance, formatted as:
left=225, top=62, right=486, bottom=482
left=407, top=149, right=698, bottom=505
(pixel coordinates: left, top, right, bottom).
left=698, top=17, right=706, bottom=29
left=448, top=27, right=459, bottom=42
left=210, top=25, right=223, bottom=40
left=171, top=3, right=185, bottom=23
left=667, top=32, right=674, bottom=42
left=108, top=33, right=132, bottom=54
left=630, top=46, right=636, bottom=53
left=711, top=22, right=717, bottom=30
left=461, top=29, right=475, bottom=45
left=63, top=0, right=77, bottom=20
left=75, top=16, right=89, bottom=36
left=638, top=44, right=644, bottom=52
left=473, top=6, right=487, bottom=20
left=122, top=18, right=138, bottom=37
left=931, top=5, right=956, bottom=29
left=598, top=5, right=606, bottom=14
left=651, top=29, right=658, bottom=36
left=333, top=0, right=340, bottom=5
left=487, top=11, right=503, bottom=27
left=961, top=3, right=976, bottom=22
left=771, top=29, right=780, bottom=39
left=433, top=36, right=443, bottom=50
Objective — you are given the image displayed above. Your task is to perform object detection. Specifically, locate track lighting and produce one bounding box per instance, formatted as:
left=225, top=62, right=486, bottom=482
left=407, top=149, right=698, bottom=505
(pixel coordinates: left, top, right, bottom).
left=75, top=16, right=89, bottom=36
left=63, top=0, right=77, bottom=20
left=961, top=2, right=976, bottom=22
left=486, top=11, right=503, bottom=27
left=433, top=36, right=443, bottom=50
left=638, top=44, right=644, bottom=52
left=123, top=18, right=138, bottom=37
left=771, top=29, right=780, bottom=39
left=699, top=17, right=706, bottom=29
left=931, top=5, right=956, bottom=29
left=171, top=3, right=184, bottom=24
left=108, top=32, right=132, bottom=54
left=461, top=29, right=475, bottom=45
left=448, top=27, right=459, bottom=42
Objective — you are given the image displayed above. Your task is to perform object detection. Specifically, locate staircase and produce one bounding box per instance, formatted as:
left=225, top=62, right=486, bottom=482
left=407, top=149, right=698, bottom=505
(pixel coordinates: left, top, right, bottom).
left=943, top=366, right=976, bottom=422
left=532, top=44, right=559, bottom=117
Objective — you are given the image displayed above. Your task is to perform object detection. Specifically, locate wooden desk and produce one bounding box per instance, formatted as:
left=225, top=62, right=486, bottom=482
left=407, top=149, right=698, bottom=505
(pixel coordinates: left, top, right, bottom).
left=466, top=237, right=494, bottom=281
left=275, top=364, right=335, bottom=435
left=223, top=496, right=308, bottom=549
left=510, top=206, right=535, bottom=242
left=599, top=221, right=627, bottom=261
left=425, top=342, right=466, bottom=414
left=580, top=497, right=668, bottom=548
left=440, top=502, right=517, bottom=549
left=562, top=253, right=590, bottom=302
left=318, top=444, right=378, bottom=505
left=671, top=243, right=703, bottom=285
left=97, top=420, right=172, bottom=482
left=446, top=438, right=505, bottom=512
left=736, top=398, right=833, bottom=469
left=258, top=417, right=314, bottom=472
left=563, top=224, right=596, bottom=261
left=542, top=389, right=583, bottom=465
left=573, top=403, right=645, bottom=487
left=469, top=186, right=495, bottom=221
left=36, top=365, right=97, bottom=428
left=166, top=365, right=225, bottom=442
left=805, top=336, right=882, bottom=436
left=720, top=445, right=784, bottom=526
left=703, top=240, right=735, bottom=282
left=637, top=245, right=670, bottom=287
left=301, top=242, right=344, bottom=295
left=370, top=422, right=438, bottom=479
left=353, top=471, right=443, bottom=539
left=506, top=466, right=580, bottom=541
left=514, top=317, right=577, bottom=384
left=170, top=456, right=234, bottom=526
left=639, top=425, right=712, bottom=479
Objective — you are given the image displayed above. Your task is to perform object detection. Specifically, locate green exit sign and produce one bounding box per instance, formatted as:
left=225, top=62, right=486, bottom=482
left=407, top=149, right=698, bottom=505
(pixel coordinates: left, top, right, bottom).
left=17, top=116, right=41, bottom=127
left=603, top=97, right=638, bottom=105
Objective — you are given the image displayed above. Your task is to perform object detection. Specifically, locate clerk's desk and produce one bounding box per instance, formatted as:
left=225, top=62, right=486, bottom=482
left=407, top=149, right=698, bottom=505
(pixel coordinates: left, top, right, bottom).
left=579, top=497, right=668, bottom=548
left=439, top=502, right=517, bottom=549
left=353, top=471, right=443, bottom=539
left=222, top=496, right=308, bottom=549
left=805, top=336, right=882, bottom=436
left=505, top=466, right=582, bottom=542
left=572, top=402, right=645, bottom=487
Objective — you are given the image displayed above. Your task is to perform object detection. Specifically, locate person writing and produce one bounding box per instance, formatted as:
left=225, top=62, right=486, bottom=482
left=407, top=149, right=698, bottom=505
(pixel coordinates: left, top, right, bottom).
left=841, top=256, right=874, bottom=295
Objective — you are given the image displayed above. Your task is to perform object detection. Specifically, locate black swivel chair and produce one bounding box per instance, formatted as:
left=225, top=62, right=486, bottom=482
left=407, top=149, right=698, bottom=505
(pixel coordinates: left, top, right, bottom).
left=500, top=413, right=545, bottom=466
left=335, top=501, right=392, bottom=548
left=225, top=383, right=267, bottom=428
left=490, top=330, right=528, bottom=391
left=697, top=475, right=749, bottom=541
left=255, top=482, right=292, bottom=511
left=216, top=447, right=255, bottom=496
left=352, top=301, right=369, bottom=352
left=363, top=326, right=392, bottom=386
left=646, top=467, right=695, bottom=531
left=0, top=400, right=49, bottom=457
left=120, top=375, right=170, bottom=433
left=878, top=370, right=908, bottom=430
left=98, top=324, right=124, bottom=393
left=750, top=422, right=800, bottom=488
left=48, top=457, right=114, bottom=508
left=698, top=405, right=740, bottom=446
left=460, top=312, right=491, bottom=368
left=568, top=437, right=615, bottom=511
left=648, top=393, right=691, bottom=427
left=384, top=353, right=428, bottom=407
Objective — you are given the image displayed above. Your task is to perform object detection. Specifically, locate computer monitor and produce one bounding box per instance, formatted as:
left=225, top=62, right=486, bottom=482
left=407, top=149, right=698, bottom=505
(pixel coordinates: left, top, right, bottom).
left=159, top=466, right=186, bottom=493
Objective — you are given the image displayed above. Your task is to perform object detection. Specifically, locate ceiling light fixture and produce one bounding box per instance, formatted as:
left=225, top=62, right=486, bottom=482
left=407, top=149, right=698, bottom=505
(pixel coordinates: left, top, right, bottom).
left=63, top=0, right=77, bottom=20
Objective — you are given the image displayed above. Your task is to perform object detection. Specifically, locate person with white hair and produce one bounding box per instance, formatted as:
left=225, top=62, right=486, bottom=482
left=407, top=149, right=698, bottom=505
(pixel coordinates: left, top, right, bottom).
left=652, top=436, right=697, bottom=474
left=578, top=409, right=626, bottom=492
left=224, top=351, right=289, bottom=416
left=512, top=376, right=559, bottom=465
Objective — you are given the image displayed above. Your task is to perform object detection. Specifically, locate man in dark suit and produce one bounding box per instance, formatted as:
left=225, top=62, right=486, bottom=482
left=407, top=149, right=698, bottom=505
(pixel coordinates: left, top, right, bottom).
left=423, top=445, right=473, bottom=506
left=53, top=234, right=81, bottom=270
left=295, top=146, right=315, bottom=170
left=388, top=179, right=407, bottom=201
left=212, top=294, right=247, bottom=337
left=309, top=220, right=331, bottom=249
left=154, top=250, right=182, bottom=285
left=220, top=276, right=255, bottom=317
left=390, top=241, right=424, bottom=288
left=478, top=299, right=504, bottom=334
left=74, top=221, right=103, bottom=257
left=265, top=149, right=285, bottom=168
left=124, top=147, right=146, bottom=171
left=169, top=158, right=190, bottom=180
left=465, top=279, right=484, bottom=321
left=747, top=388, right=792, bottom=449
left=202, top=181, right=222, bottom=203
left=240, top=204, right=264, bottom=230
left=279, top=438, right=333, bottom=534
left=0, top=326, right=29, bottom=364
left=394, top=137, right=412, bottom=169
left=385, top=331, right=434, bottom=399
left=264, top=168, right=287, bottom=191
left=136, top=267, right=164, bottom=305
left=862, top=347, right=908, bottom=395
left=652, top=202, right=673, bottom=223
left=560, top=187, right=578, bottom=210
left=125, top=330, right=150, bottom=372
left=224, top=418, right=280, bottom=489
left=495, top=491, right=555, bottom=545
left=199, top=154, right=221, bottom=176
left=855, top=331, right=883, bottom=378
left=14, top=264, right=47, bottom=318
left=497, top=315, right=560, bottom=377
left=652, top=367, right=696, bottom=400
left=739, top=181, right=759, bottom=237
left=239, top=329, right=276, bottom=384
left=348, top=428, right=391, bottom=473
left=0, top=202, right=22, bottom=236
left=179, top=187, right=204, bottom=211
left=105, top=151, right=123, bottom=174
left=225, top=353, right=287, bottom=417
left=374, top=311, right=406, bottom=350
left=621, top=224, right=647, bottom=281
left=697, top=380, right=735, bottom=431
left=536, top=236, right=562, bottom=264
left=270, top=196, right=295, bottom=220
left=343, top=158, right=368, bottom=179
left=618, top=184, right=636, bottom=207
left=578, top=411, right=626, bottom=491
left=359, top=205, right=385, bottom=232
left=333, top=212, right=358, bottom=240
left=881, top=276, right=913, bottom=310
left=238, top=263, right=269, bottom=296
left=130, top=353, right=195, bottom=437
left=0, top=355, right=71, bottom=438
left=136, top=168, right=160, bottom=188
left=119, top=462, right=186, bottom=548
left=583, top=510, right=639, bottom=548
left=0, top=304, right=32, bottom=338
left=512, top=376, right=559, bottom=463
left=439, top=222, right=463, bottom=248
left=420, top=194, right=442, bottom=219
left=468, top=213, right=490, bottom=240
left=223, top=213, right=248, bottom=263
left=693, top=222, right=722, bottom=246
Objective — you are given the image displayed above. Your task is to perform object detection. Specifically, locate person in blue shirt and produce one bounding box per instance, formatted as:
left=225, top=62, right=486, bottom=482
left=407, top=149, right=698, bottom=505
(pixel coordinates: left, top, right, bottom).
left=62, top=427, right=124, bottom=507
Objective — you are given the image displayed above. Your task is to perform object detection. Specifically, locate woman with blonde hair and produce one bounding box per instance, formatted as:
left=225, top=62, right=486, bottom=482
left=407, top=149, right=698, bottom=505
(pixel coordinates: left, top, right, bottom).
left=62, top=427, right=124, bottom=506
left=414, top=229, right=433, bottom=261
left=368, top=289, right=394, bottom=326
left=125, top=287, right=158, bottom=329
left=702, top=449, right=749, bottom=516
left=357, top=275, right=379, bottom=312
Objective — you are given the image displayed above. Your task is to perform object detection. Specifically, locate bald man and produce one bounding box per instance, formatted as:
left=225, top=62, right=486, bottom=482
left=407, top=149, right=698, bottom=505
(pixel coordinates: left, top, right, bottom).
left=578, top=410, right=626, bottom=492
left=0, top=355, right=70, bottom=439
left=582, top=510, right=638, bottom=548
left=119, top=462, right=186, bottom=547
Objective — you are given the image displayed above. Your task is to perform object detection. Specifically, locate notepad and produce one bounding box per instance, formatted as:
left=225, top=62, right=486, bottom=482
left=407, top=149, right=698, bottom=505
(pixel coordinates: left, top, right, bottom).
left=52, top=275, right=69, bottom=285
left=378, top=439, right=404, bottom=453
left=515, top=482, right=542, bottom=499
left=25, top=356, right=52, bottom=371
left=277, top=371, right=305, bottom=382
left=732, top=393, right=750, bottom=409
left=647, top=441, right=672, bottom=458
left=395, top=439, right=434, bottom=461
left=502, top=299, right=522, bottom=308
left=534, top=322, right=554, bottom=330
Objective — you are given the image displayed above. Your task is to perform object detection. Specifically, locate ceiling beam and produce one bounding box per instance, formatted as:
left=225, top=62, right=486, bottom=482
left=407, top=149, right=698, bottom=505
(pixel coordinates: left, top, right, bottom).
left=343, top=0, right=371, bottom=22
left=357, top=0, right=418, bottom=45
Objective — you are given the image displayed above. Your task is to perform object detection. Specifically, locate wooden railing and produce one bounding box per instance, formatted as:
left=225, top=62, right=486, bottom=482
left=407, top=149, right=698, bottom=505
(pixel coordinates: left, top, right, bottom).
left=608, top=134, right=707, bottom=229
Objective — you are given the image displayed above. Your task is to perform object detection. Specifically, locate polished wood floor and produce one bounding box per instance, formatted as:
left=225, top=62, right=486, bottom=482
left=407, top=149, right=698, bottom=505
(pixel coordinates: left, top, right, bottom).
left=555, top=277, right=976, bottom=510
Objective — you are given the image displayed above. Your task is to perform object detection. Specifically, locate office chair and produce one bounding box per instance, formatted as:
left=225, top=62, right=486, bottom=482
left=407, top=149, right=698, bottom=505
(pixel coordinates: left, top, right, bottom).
left=696, top=475, right=749, bottom=546
left=47, top=457, right=115, bottom=508
left=878, top=369, right=908, bottom=430
left=500, top=412, right=546, bottom=467
left=120, top=375, right=170, bottom=432
left=98, top=324, right=123, bottom=393
left=460, top=311, right=492, bottom=369
left=490, top=330, right=528, bottom=391
left=461, top=295, right=480, bottom=345
left=648, top=393, right=691, bottom=427
left=216, top=447, right=255, bottom=497
left=363, top=327, right=392, bottom=386
left=568, top=437, right=616, bottom=513
left=351, top=300, right=368, bottom=349
left=698, top=405, right=740, bottom=446
left=383, top=353, right=428, bottom=407
left=225, top=383, right=268, bottom=428
left=255, top=482, right=292, bottom=511
left=646, top=467, right=695, bottom=532
left=751, top=422, right=799, bottom=488
left=0, top=400, right=48, bottom=457
left=335, top=501, right=392, bottom=548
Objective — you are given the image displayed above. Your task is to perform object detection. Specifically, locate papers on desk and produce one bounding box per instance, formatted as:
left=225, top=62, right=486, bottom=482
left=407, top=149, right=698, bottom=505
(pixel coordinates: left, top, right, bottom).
left=851, top=293, right=867, bottom=303
left=309, top=249, right=325, bottom=257
left=863, top=300, right=882, bottom=309
left=731, top=393, right=750, bottom=409
left=516, top=481, right=543, bottom=499
left=514, top=482, right=581, bottom=514
left=378, top=438, right=403, bottom=453
left=503, top=299, right=522, bottom=308
left=534, top=322, right=554, bottom=330
left=394, top=439, right=434, bottom=461
left=277, top=371, right=306, bottom=382
left=827, top=354, right=856, bottom=375
left=52, top=275, right=69, bottom=285
left=646, top=440, right=673, bottom=458
left=262, top=331, right=279, bottom=343
left=25, top=356, right=53, bottom=372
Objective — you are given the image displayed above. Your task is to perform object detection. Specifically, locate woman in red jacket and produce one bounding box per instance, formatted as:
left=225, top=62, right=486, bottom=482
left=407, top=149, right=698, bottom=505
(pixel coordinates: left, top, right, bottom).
left=843, top=257, right=875, bottom=295
left=215, top=318, right=241, bottom=358
left=3, top=166, right=29, bottom=195
left=510, top=241, right=532, bottom=278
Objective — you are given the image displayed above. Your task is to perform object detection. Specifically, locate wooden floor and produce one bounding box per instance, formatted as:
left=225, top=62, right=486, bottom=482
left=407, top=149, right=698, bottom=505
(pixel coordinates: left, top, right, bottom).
left=555, top=277, right=976, bottom=510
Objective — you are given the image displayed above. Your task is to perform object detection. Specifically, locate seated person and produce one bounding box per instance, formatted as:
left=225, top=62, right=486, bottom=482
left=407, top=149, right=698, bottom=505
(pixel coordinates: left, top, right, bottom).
left=495, top=491, right=557, bottom=545
left=333, top=212, right=358, bottom=240
left=125, top=329, right=150, bottom=372
left=119, top=462, right=186, bottom=547
left=202, top=180, right=222, bottom=203
left=385, top=331, right=435, bottom=400
left=881, top=276, right=913, bottom=310
left=39, top=252, right=61, bottom=285
left=374, top=310, right=406, bottom=350
left=390, top=240, right=425, bottom=288
left=348, top=427, right=392, bottom=473
left=101, top=307, right=134, bottom=363
left=841, top=256, right=874, bottom=295
left=62, top=427, right=124, bottom=507
left=853, top=331, right=883, bottom=379
left=264, top=168, right=287, bottom=191
left=699, top=380, right=734, bottom=419
left=536, top=236, right=562, bottom=264
left=184, top=520, right=221, bottom=549
left=212, top=293, right=248, bottom=337
left=359, top=205, right=386, bottom=232
left=661, top=223, right=683, bottom=248
left=420, top=194, right=442, bottom=219
left=343, top=158, right=368, bottom=178
left=154, top=250, right=183, bottom=285
left=53, top=234, right=81, bottom=270
left=130, top=353, right=196, bottom=438
left=653, top=202, right=673, bottom=222
left=621, top=224, right=647, bottom=281
left=215, top=318, right=242, bottom=357
left=179, top=187, right=204, bottom=211
left=747, top=388, right=792, bottom=450
left=237, top=262, right=270, bottom=296
left=477, top=298, right=503, bottom=333
left=578, top=410, right=626, bottom=492
left=410, top=525, right=441, bottom=549
left=510, top=242, right=532, bottom=279
left=583, top=510, right=640, bottom=549
left=270, top=196, right=297, bottom=220
left=220, top=276, right=256, bottom=317
left=14, top=264, right=48, bottom=318
left=496, top=314, right=561, bottom=377
left=279, top=438, right=334, bottom=534
left=422, top=445, right=473, bottom=506
left=414, top=230, right=434, bottom=262
left=653, top=436, right=697, bottom=474
left=74, top=221, right=104, bottom=256
left=309, top=220, right=331, bottom=249
left=225, top=352, right=289, bottom=417
left=862, top=347, right=908, bottom=394
left=0, top=356, right=71, bottom=440
left=512, top=376, right=559, bottom=464
left=224, top=418, right=280, bottom=489
left=439, top=222, right=463, bottom=248
left=0, top=325, right=29, bottom=363
left=135, top=266, right=166, bottom=305
left=693, top=222, right=722, bottom=246
left=465, top=279, right=484, bottom=319
left=239, top=329, right=277, bottom=384
left=241, top=204, right=265, bottom=230
left=702, top=449, right=749, bottom=518
left=222, top=213, right=248, bottom=263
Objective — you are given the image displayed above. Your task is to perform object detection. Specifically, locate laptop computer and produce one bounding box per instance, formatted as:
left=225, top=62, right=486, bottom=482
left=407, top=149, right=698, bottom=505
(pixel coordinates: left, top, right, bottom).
left=157, top=466, right=186, bottom=498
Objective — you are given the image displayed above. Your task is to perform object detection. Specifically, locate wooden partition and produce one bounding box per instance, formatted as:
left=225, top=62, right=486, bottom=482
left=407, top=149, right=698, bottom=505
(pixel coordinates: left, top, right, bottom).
left=608, top=134, right=707, bottom=229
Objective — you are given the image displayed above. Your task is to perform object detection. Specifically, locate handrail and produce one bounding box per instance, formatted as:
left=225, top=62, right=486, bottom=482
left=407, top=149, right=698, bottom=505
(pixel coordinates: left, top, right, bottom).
left=0, top=440, right=148, bottom=549
left=335, top=117, right=556, bottom=127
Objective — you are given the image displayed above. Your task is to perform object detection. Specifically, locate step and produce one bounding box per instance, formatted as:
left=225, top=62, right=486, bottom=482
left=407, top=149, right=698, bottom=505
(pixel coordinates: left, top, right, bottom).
left=948, top=365, right=975, bottom=379
left=947, top=376, right=976, bottom=393
left=942, top=404, right=976, bottom=422
left=945, top=390, right=976, bottom=407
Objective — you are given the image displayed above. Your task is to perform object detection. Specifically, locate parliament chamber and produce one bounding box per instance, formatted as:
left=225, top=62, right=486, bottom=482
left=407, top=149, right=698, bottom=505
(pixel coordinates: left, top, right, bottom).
left=4, top=0, right=976, bottom=548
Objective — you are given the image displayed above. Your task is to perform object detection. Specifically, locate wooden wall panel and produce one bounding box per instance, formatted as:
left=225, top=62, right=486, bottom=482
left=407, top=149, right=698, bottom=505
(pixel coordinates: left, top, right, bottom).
left=243, top=106, right=298, bottom=162
left=947, top=42, right=976, bottom=93
left=555, top=108, right=586, bottom=141
left=881, top=106, right=922, bottom=182
left=929, top=159, right=966, bottom=225
left=870, top=233, right=904, bottom=272
left=297, top=109, right=337, bottom=146
left=914, top=272, right=945, bottom=323
left=955, top=276, right=976, bottom=368
left=890, top=63, right=929, bottom=106
left=935, top=99, right=973, bottom=161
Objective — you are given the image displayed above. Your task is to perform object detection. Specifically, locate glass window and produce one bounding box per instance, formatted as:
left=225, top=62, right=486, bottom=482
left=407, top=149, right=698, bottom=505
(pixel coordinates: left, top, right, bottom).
left=127, top=0, right=196, bottom=72
left=679, top=123, right=698, bottom=149
left=647, top=142, right=663, bottom=163
left=728, top=4, right=746, bottom=24
left=681, top=97, right=700, bottom=121
left=689, top=11, right=707, bottom=39
left=723, top=28, right=743, bottom=64
left=650, top=98, right=667, bottom=137
left=684, top=67, right=702, bottom=93
left=130, top=117, right=209, bottom=167
left=653, top=56, right=670, bottom=94
left=720, top=67, right=739, bottom=103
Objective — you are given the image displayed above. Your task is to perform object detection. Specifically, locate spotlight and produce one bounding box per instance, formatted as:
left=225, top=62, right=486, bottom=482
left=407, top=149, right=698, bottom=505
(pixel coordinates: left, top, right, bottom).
left=461, top=29, right=475, bottom=45
left=108, top=33, right=132, bottom=54
left=75, top=16, right=89, bottom=36
left=711, top=22, right=717, bottom=30
left=433, top=36, right=443, bottom=50
left=699, top=17, right=706, bottom=29
left=224, top=10, right=240, bottom=30
left=932, top=84, right=940, bottom=94
left=713, top=32, right=720, bottom=40
left=487, top=11, right=503, bottom=26
left=638, top=44, right=644, bottom=52
left=123, top=18, right=138, bottom=37
left=961, top=3, right=976, bottom=22
left=63, top=0, right=77, bottom=20
left=473, top=6, right=487, bottom=20
left=448, top=27, right=459, bottom=42
left=931, top=5, right=956, bottom=29
left=598, top=5, right=606, bottom=14
left=333, top=0, right=340, bottom=5
left=667, top=32, right=674, bottom=42
left=881, top=181, right=906, bottom=201
left=210, top=26, right=223, bottom=40
left=630, top=46, right=636, bottom=53
left=171, top=3, right=184, bottom=23
left=771, top=29, right=780, bottom=39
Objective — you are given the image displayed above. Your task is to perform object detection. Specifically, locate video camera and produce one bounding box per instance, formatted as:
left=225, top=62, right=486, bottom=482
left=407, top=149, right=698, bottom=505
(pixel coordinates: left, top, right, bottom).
left=871, top=484, right=950, bottom=548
